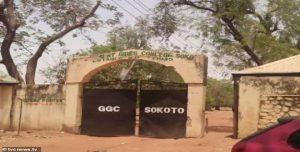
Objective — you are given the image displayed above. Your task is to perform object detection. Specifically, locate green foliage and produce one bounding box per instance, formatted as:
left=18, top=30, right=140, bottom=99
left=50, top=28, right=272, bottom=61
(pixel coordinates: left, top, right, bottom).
left=82, top=20, right=184, bottom=83
left=40, top=50, right=69, bottom=84
left=90, top=60, right=184, bottom=83
left=206, top=78, right=233, bottom=110
left=40, top=59, right=67, bottom=84
left=106, top=18, right=154, bottom=50
left=206, top=0, right=300, bottom=69
left=155, top=0, right=300, bottom=70
left=88, top=46, right=184, bottom=83
left=88, top=44, right=119, bottom=54
left=152, top=0, right=178, bottom=39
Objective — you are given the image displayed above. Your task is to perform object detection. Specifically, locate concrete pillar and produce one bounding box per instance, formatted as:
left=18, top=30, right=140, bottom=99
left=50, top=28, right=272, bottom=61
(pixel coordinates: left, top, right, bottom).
left=186, top=83, right=206, bottom=137
left=63, top=83, right=83, bottom=133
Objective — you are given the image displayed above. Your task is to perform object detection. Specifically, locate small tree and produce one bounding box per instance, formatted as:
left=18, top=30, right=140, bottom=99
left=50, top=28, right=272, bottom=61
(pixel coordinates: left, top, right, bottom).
left=206, top=78, right=233, bottom=110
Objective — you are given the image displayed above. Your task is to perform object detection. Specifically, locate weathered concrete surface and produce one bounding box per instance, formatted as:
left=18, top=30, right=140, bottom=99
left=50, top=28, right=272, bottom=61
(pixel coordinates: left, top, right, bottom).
left=186, top=84, right=206, bottom=137
left=238, top=77, right=261, bottom=138
left=0, top=86, right=14, bottom=130
left=66, top=50, right=207, bottom=84
left=0, top=85, right=65, bottom=131
left=0, top=72, right=18, bottom=130
left=62, top=84, right=82, bottom=133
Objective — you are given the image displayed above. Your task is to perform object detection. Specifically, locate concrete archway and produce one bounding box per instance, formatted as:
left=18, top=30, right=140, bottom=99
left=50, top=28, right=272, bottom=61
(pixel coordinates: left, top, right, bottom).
left=63, top=50, right=207, bottom=137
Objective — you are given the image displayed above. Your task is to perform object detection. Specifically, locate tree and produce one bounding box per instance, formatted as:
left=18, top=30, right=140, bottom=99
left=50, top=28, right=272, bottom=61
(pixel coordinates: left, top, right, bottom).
left=0, top=0, right=121, bottom=84
left=88, top=21, right=183, bottom=83
left=41, top=18, right=174, bottom=84
left=106, top=18, right=154, bottom=50
left=39, top=49, right=69, bottom=84
left=206, top=78, right=233, bottom=110
left=154, top=0, right=300, bottom=70
left=89, top=59, right=184, bottom=83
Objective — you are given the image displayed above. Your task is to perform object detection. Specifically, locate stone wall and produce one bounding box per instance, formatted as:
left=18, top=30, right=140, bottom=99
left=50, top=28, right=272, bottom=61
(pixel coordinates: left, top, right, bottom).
left=258, top=95, right=300, bottom=129
left=237, top=76, right=300, bottom=138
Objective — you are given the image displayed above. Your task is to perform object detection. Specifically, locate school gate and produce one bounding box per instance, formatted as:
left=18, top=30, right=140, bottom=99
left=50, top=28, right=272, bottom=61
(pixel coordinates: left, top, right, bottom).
left=63, top=50, right=207, bottom=138
left=80, top=80, right=188, bottom=138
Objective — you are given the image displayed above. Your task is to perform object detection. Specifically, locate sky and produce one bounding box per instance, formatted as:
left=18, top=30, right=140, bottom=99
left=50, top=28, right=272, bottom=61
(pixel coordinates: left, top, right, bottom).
left=0, top=0, right=229, bottom=83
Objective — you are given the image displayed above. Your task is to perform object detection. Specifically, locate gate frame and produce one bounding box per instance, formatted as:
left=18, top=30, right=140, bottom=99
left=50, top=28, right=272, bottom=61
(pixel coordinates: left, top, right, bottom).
left=63, top=50, right=207, bottom=138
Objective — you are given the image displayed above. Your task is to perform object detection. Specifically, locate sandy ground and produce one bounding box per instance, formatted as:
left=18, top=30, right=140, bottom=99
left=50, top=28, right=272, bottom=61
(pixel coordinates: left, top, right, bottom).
left=0, top=111, right=238, bottom=152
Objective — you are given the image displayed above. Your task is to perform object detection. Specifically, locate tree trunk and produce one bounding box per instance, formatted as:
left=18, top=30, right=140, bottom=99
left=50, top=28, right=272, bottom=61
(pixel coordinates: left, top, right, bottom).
left=1, top=30, right=24, bottom=82
left=25, top=57, right=38, bottom=84
left=215, top=104, right=220, bottom=111
left=0, top=0, right=22, bottom=82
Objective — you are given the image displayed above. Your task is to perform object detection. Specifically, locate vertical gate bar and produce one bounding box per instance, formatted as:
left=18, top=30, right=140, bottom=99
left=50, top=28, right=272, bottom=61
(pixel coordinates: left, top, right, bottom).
left=233, top=75, right=240, bottom=139
left=17, top=98, right=23, bottom=135
left=135, top=80, right=141, bottom=136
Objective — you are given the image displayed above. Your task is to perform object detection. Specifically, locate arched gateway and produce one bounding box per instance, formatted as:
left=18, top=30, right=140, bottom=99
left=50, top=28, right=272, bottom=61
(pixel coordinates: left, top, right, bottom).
left=63, top=50, right=207, bottom=137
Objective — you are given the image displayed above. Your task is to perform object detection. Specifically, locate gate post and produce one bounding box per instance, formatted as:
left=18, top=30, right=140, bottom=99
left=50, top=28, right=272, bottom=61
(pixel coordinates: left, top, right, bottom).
left=186, top=83, right=206, bottom=137
left=63, top=83, right=83, bottom=133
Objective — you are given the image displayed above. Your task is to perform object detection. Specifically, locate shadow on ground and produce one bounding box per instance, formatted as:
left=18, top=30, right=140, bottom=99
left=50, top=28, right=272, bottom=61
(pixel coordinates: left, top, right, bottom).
left=207, top=126, right=233, bottom=133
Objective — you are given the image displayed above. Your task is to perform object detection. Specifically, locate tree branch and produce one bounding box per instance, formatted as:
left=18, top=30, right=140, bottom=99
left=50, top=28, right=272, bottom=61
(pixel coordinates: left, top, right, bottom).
left=193, top=0, right=215, bottom=4
left=270, top=21, right=279, bottom=33
left=4, top=0, right=19, bottom=30
left=174, top=0, right=216, bottom=13
left=13, top=40, right=33, bottom=56
left=32, top=1, right=101, bottom=60
left=222, top=17, right=263, bottom=65
left=0, top=0, right=23, bottom=82
left=0, top=5, right=10, bottom=29
left=25, top=1, right=101, bottom=84
left=246, top=10, right=279, bottom=35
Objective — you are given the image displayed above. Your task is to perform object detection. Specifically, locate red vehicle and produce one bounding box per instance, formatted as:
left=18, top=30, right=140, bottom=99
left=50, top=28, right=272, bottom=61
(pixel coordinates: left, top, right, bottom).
left=232, top=117, right=300, bottom=152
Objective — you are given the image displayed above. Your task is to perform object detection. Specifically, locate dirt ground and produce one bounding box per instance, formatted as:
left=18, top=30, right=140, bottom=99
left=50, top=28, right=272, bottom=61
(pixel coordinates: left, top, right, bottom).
left=0, top=111, right=238, bottom=152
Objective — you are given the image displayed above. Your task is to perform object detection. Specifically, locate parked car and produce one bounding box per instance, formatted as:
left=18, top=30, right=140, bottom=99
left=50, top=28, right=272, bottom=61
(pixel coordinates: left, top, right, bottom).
left=232, top=117, right=300, bottom=152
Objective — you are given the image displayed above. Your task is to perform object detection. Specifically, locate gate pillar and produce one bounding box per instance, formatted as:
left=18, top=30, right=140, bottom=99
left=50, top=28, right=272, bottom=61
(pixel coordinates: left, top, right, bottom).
left=186, top=84, right=206, bottom=137
left=63, top=83, right=83, bottom=133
